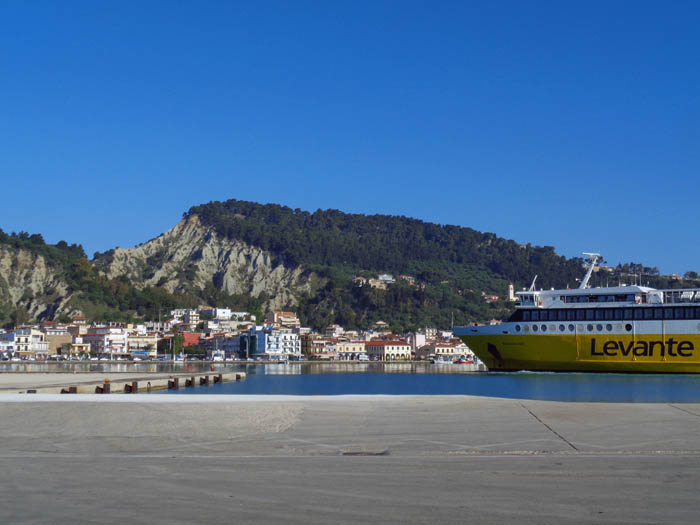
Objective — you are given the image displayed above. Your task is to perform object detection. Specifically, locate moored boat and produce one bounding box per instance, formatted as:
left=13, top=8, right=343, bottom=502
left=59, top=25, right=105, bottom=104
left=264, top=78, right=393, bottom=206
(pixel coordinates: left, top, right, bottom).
left=454, top=253, right=700, bottom=373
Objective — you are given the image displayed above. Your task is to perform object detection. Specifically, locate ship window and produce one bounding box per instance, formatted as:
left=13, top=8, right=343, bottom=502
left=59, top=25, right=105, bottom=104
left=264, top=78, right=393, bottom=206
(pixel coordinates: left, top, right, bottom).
left=586, top=310, right=595, bottom=321
left=559, top=324, right=565, bottom=332
left=576, top=310, right=585, bottom=321
left=604, top=309, right=614, bottom=320
left=532, top=325, right=538, bottom=332
left=675, top=308, right=685, bottom=320
left=625, top=323, right=633, bottom=332
left=616, top=295, right=627, bottom=302
left=627, top=295, right=636, bottom=302
left=595, top=310, right=605, bottom=320
left=515, top=325, right=521, bottom=332
left=634, top=309, right=644, bottom=320
left=531, top=311, right=539, bottom=321
left=567, top=310, right=575, bottom=321
left=557, top=310, right=566, bottom=321
left=568, top=324, right=575, bottom=332
left=664, top=308, right=674, bottom=320
left=644, top=309, right=654, bottom=320
left=606, top=324, right=613, bottom=331
left=597, top=296, right=606, bottom=303
left=614, top=309, right=623, bottom=320
left=522, top=311, right=531, bottom=321
left=686, top=308, right=695, bottom=320
left=587, top=324, right=594, bottom=332
left=596, top=324, right=603, bottom=331
left=654, top=308, right=663, bottom=320
left=541, top=325, right=547, bottom=332
left=548, top=311, right=557, bottom=321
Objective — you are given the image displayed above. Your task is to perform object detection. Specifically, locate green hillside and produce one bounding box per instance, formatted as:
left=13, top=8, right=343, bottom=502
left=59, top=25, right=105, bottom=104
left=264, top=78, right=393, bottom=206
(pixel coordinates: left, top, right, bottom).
left=187, top=200, right=588, bottom=330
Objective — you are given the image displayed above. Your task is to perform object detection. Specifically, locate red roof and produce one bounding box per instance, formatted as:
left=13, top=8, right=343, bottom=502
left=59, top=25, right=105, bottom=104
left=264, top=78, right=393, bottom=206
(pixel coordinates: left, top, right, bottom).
left=366, top=340, right=410, bottom=347
left=182, top=332, right=203, bottom=347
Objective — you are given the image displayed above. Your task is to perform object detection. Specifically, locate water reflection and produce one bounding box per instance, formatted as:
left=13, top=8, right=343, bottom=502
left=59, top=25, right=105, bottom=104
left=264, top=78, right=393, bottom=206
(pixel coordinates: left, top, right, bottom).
left=0, top=361, right=483, bottom=375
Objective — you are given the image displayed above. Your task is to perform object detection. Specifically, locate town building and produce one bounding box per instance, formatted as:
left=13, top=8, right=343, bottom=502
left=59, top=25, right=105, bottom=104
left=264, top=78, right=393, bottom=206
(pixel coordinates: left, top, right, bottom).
left=241, top=326, right=301, bottom=359
left=336, top=340, right=367, bottom=361
left=1, top=328, right=49, bottom=359
left=365, top=340, right=411, bottom=361
left=42, top=327, right=72, bottom=356
left=83, top=327, right=129, bottom=356
left=265, top=311, right=301, bottom=328
left=126, top=326, right=158, bottom=358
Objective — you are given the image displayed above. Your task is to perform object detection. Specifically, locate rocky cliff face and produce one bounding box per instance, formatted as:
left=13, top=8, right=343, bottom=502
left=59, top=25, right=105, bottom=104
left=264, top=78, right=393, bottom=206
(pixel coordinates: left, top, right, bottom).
left=0, top=246, right=75, bottom=320
left=94, top=214, right=322, bottom=311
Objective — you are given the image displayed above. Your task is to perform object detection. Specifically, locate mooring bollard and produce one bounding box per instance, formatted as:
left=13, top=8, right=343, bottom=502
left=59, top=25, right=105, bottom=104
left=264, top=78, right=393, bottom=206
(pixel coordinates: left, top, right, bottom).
left=146, top=381, right=152, bottom=392
left=61, top=386, right=78, bottom=394
left=168, top=377, right=179, bottom=390
left=200, top=375, right=209, bottom=386
left=124, top=381, right=138, bottom=393
left=214, top=374, right=222, bottom=384
left=95, top=382, right=110, bottom=394
left=185, top=376, right=195, bottom=387
left=26, top=389, right=37, bottom=394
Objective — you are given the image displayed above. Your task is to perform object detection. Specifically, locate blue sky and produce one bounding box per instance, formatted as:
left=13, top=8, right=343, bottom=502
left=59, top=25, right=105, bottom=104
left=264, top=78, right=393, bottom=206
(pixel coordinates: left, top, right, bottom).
left=1, top=1, right=698, bottom=274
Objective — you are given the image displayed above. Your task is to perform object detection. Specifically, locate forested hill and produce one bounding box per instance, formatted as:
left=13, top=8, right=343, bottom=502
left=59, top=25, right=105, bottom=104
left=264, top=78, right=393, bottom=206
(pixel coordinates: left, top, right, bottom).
left=187, top=199, right=584, bottom=290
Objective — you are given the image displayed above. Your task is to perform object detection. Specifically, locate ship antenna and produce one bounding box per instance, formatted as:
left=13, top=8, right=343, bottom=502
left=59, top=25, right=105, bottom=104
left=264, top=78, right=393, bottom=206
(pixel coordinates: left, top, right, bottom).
left=579, top=253, right=601, bottom=289
left=528, top=275, right=538, bottom=291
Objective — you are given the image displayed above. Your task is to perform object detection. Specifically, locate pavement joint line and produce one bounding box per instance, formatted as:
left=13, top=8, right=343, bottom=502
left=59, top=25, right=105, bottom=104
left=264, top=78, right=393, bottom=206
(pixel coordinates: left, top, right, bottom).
left=1, top=451, right=700, bottom=459
left=668, top=404, right=700, bottom=418
left=520, top=402, right=579, bottom=451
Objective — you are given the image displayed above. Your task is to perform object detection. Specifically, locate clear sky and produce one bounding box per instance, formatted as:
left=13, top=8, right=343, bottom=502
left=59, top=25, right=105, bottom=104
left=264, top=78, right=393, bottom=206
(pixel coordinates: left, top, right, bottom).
left=1, top=1, right=698, bottom=274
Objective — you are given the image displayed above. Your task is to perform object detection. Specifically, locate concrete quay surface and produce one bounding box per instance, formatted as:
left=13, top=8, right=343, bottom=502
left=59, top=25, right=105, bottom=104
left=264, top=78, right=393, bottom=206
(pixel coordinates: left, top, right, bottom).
left=3, top=395, right=700, bottom=523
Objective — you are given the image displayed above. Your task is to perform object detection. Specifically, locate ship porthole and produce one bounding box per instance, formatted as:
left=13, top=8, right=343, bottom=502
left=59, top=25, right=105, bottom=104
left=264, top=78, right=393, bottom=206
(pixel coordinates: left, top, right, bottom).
left=625, top=323, right=633, bottom=332
left=515, top=325, right=521, bottom=332
left=606, top=324, right=613, bottom=331
left=559, top=324, right=565, bottom=332
left=568, top=324, right=575, bottom=332
left=596, top=324, right=603, bottom=332
left=587, top=324, right=593, bottom=332
left=532, top=325, right=538, bottom=332
left=541, top=325, right=547, bottom=332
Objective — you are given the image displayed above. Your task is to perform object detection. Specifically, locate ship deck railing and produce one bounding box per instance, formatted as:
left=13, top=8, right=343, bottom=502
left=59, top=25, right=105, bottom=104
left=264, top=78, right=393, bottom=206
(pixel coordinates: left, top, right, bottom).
left=660, top=289, right=700, bottom=304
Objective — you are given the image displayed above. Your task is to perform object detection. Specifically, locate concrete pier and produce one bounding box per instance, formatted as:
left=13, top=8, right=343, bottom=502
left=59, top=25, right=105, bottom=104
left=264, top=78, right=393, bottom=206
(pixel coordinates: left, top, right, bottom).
left=0, top=371, right=245, bottom=394
left=2, top=395, right=700, bottom=523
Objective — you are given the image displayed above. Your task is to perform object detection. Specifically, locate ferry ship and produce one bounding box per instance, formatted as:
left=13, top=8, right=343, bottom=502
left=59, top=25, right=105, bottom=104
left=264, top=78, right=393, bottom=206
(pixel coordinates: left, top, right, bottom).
left=454, top=253, right=700, bottom=373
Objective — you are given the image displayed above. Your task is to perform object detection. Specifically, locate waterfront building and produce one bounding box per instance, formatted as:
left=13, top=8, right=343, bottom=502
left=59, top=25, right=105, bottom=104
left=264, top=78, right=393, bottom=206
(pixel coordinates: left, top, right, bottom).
left=241, top=326, right=301, bottom=359
left=365, top=340, right=411, bottom=361
left=83, top=327, right=129, bottom=356
left=126, top=327, right=158, bottom=358
left=336, top=340, right=367, bottom=361
left=68, top=336, right=91, bottom=357
left=301, top=334, right=331, bottom=358
left=1, top=328, right=49, bottom=359
left=41, top=327, right=72, bottom=356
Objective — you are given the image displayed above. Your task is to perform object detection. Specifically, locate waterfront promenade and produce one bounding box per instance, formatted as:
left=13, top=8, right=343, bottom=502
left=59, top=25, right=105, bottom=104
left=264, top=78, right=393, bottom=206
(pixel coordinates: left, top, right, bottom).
left=3, top=392, right=700, bottom=523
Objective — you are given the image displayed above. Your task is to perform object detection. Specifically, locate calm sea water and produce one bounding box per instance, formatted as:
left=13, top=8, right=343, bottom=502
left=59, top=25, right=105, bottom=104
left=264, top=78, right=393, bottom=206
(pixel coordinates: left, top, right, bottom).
left=152, top=362, right=700, bottom=403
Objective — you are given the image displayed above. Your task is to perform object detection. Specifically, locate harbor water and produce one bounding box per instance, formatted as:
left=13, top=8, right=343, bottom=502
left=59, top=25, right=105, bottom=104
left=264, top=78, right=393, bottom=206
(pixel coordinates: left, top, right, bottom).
left=4, top=361, right=700, bottom=402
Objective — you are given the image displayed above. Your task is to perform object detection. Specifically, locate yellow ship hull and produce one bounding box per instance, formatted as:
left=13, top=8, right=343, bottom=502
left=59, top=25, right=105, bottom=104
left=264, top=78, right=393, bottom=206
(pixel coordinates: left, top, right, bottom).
left=457, top=333, right=700, bottom=373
